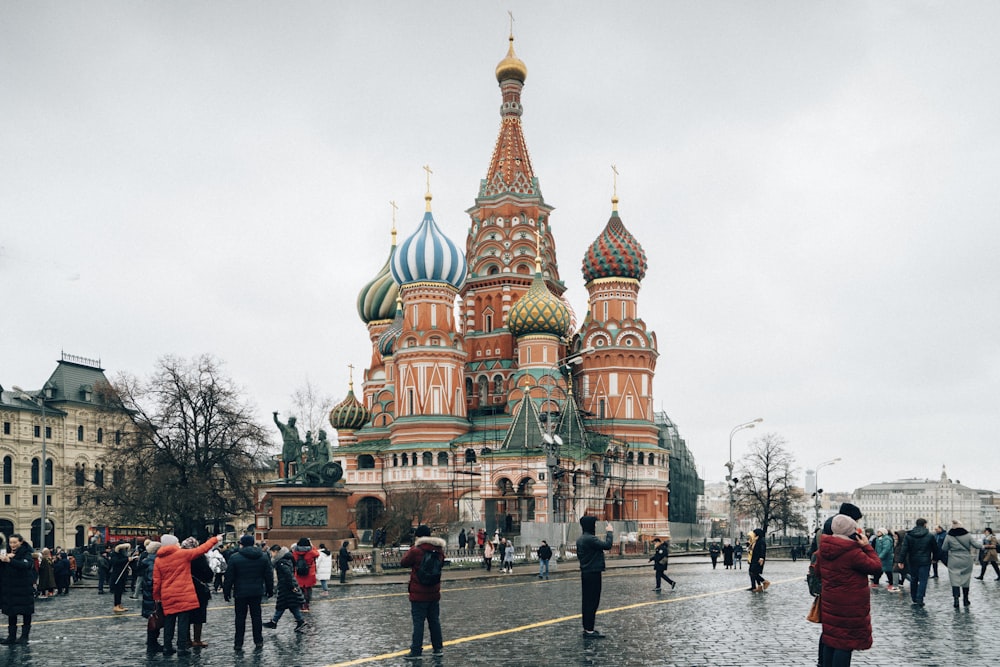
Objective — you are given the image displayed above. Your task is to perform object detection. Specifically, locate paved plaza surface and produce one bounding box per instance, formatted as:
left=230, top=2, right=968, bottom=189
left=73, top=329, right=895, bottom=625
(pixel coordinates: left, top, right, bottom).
left=4, top=558, right=997, bottom=666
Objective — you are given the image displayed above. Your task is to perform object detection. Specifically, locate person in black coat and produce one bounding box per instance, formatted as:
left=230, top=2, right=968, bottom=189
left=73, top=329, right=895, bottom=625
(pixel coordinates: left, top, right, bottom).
left=223, top=535, right=275, bottom=651
left=0, top=534, right=36, bottom=644
left=53, top=552, right=71, bottom=595
left=649, top=538, right=676, bottom=591
left=264, top=546, right=306, bottom=632
left=136, top=542, right=163, bottom=652
left=109, top=542, right=134, bottom=613
left=337, top=542, right=351, bottom=584
left=748, top=528, right=768, bottom=592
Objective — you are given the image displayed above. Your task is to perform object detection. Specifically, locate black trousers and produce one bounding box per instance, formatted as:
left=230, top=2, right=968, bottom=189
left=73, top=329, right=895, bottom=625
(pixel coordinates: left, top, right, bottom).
left=580, top=571, right=603, bottom=632
left=163, top=611, right=190, bottom=651
left=234, top=596, right=263, bottom=648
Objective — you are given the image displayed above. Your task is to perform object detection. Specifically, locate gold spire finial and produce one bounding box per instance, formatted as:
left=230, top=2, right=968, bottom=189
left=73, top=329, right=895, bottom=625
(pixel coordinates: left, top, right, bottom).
left=534, top=227, right=543, bottom=274
left=390, top=200, right=398, bottom=244
left=508, top=10, right=515, bottom=39
left=347, top=363, right=355, bottom=391
left=611, top=164, right=620, bottom=212
left=422, top=164, right=433, bottom=212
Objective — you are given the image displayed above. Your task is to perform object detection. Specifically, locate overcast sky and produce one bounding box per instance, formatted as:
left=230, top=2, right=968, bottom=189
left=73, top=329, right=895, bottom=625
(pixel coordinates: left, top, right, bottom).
left=3, top=2, right=998, bottom=495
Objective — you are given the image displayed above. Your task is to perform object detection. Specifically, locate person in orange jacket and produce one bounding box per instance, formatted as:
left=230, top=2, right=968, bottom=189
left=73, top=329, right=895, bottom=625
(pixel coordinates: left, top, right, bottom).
left=153, top=533, right=221, bottom=655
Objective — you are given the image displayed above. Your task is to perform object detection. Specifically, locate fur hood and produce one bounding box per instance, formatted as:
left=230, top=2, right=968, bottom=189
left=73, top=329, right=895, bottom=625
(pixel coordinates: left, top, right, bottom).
left=415, top=536, right=446, bottom=549
left=947, top=527, right=969, bottom=537
left=271, top=546, right=290, bottom=563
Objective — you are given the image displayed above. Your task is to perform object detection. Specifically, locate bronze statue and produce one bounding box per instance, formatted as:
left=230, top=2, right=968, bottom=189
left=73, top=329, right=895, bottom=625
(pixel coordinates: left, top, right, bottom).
left=314, top=429, right=332, bottom=463
left=273, top=412, right=303, bottom=480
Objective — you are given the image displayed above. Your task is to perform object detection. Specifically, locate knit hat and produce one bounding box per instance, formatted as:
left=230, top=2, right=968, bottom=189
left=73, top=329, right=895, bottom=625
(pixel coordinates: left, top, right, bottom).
left=838, top=503, right=863, bottom=521
left=296, top=537, right=311, bottom=548
left=831, top=514, right=857, bottom=537
left=181, top=537, right=199, bottom=549
left=580, top=515, right=597, bottom=534
left=415, top=525, right=431, bottom=538
left=146, top=541, right=161, bottom=554
left=952, top=519, right=963, bottom=528
left=161, top=534, right=179, bottom=546
left=240, top=535, right=255, bottom=546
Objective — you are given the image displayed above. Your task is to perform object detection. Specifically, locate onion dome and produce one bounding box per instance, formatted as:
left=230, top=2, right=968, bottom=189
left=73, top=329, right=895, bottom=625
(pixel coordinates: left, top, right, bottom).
left=390, top=194, right=467, bottom=289
left=378, top=298, right=404, bottom=358
left=357, top=232, right=398, bottom=324
left=495, top=35, right=527, bottom=83
left=581, top=198, right=648, bottom=283
left=329, top=380, right=370, bottom=431
left=508, top=257, right=571, bottom=338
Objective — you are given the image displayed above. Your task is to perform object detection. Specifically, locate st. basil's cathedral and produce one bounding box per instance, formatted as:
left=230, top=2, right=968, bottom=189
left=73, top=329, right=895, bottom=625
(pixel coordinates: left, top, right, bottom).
left=328, top=34, right=690, bottom=542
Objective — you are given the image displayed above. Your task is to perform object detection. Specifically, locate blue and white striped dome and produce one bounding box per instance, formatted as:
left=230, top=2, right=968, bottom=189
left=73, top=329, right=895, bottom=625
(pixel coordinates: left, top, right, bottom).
left=390, top=210, right=467, bottom=289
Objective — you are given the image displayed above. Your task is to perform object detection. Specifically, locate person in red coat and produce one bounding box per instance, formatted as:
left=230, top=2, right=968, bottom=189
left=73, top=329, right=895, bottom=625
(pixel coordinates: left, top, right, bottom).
left=399, top=525, right=446, bottom=660
left=290, top=537, right=319, bottom=611
left=153, top=533, right=222, bottom=655
left=816, top=514, right=883, bottom=667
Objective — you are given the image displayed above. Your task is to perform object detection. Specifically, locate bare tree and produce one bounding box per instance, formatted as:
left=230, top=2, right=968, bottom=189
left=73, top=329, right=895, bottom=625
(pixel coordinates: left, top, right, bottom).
left=378, top=481, right=456, bottom=545
left=85, top=354, right=270, bottom=539
left=289, top=378, right=336, bottom=439
left=735, top=433, right=806, bottom=535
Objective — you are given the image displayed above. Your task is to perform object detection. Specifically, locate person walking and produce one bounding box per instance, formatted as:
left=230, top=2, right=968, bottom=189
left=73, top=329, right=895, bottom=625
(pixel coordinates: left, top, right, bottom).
left=400, top=525, right=446, bottom=660
left=576, top=516, right=613, bottom=638
left=649, top=538, right=676, bottom=591
left=182, top=537, right=214, bottom=649
left=942, top=519, right=981, bottom=608
left=816, top=514, right=883, bottom=667
left=316, top=544, right=332, bottom=594
left=747, top=528, right=769, bottom=592
left=503, top=540, right=515, bottom=574
left=0, top=534, right=36, bottom=644
left=974, top=527, right=1000, bottom=580
left=97, top=546, right=111, bottom=594
left=53, top=551, right=71, bottom=595
left=263, top=545, right=307, bottom=633
left=722, top=542, right=734, bottom=569
left=872, top=529, right=896, bottom=590
left=733, top=542, right=743, bottom=569
left=709, top=543, right=721, bottom=570
left=337, top=541, right=351, bottom=584
left=537, top=540, right=553, bottom=579
left=291, top=537, right=319, bottom=612
left=109, top=542, right=134, bottom=612
left=931, top=525, right=946, bottom=578
left=483, top=539, right=494, bottom=572
left=38, top=547, right=56, bottom=598
left=137, top=541, right=163, bottom=653
left=899, top=518, right=935, bottom=607
left=207, top=545, right=227, bottom=593
left=223, top=534, right=274, bottom=651
left=153, top=533, right=222, bottom=656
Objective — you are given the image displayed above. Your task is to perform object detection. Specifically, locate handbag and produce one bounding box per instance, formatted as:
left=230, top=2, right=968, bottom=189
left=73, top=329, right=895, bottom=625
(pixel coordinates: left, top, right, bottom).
left=148, top=603, right=165, bottom=631
left=806, top=595, right=821, bottom=624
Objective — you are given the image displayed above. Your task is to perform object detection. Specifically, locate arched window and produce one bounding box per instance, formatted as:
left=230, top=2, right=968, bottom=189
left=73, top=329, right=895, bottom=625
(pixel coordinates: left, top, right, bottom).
left=649, top=453, right=656, bottom=466
left=112, top=466, right=123, bottom=486
left=465, top=377, right=474, bottom=400
left=411, top=453, right=418, bottom=466
left=400, top=453, right=408, bottom=466
left=45, top=458, right=53, bottom=485
left=75, top=463, right=85, bottom=487
left=94, top=465, right=104, bottom=488
left=31, top=458, right=39, bottom=485
left=97, top=428, right=104, bottom=444
left=392, top=454, right=399, bottom=467
left=357, top=455, right=376, bottom=470
left=626, top=451, right=634, bottom=464
left=2, top=456, right=11, bottom=485
left=422, top=452, right=433, bottom=466
left=638, top=452, right=645, bottom=465
left=478, top=376, right=488, bottom=401
left=437, top=452, right=448, bottom=466
left=77, top=425, right=84, bottom=442
left=493, top=375, right=503, bottom=395
left=464, top=448, right=477, bottom=464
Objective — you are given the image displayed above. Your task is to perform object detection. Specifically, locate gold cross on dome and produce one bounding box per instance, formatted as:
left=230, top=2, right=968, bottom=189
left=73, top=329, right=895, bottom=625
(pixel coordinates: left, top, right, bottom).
left=348, top=363, right=355, bottom=389
left=611, top=164, right=619, bottom=198
left=422, top=164, right=433, bottom=194
left=508, top=11, right=515, bottom=38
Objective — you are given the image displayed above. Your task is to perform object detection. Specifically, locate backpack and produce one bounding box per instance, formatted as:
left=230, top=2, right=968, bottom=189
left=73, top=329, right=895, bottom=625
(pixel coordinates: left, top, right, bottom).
left=806, top=553, right=822, bottom=597
left=295, top=553, right=310, bottom=576
left=416, top=549, right=443, bottom=586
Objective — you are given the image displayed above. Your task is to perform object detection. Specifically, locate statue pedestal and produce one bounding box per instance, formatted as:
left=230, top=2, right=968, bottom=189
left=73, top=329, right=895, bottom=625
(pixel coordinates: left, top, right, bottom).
left=262, top=485, right=355, bottom=547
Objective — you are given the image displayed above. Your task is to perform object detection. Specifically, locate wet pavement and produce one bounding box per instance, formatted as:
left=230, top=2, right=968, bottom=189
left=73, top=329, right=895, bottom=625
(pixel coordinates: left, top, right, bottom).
left=4, top=559, right=997, bottom=666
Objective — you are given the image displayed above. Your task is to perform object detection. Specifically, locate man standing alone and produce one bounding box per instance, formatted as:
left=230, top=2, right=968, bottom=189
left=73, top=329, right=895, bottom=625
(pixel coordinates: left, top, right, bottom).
left=223, top=535, right=274, bottom=652
left=400, top=525, right=446, bottom=660
left=899, top=517, right=935, bottom=607
left=537, top=540, right=553, bottom=579
left=576, top=516, right=613, bottom=639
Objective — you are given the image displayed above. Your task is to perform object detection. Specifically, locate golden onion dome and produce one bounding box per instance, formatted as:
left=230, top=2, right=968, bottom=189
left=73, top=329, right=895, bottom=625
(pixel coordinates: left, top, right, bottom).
left=329, top=383, right=370, bottom=432
left=507, top=262, right=571, bottom=338
left=495, top=35, right=527, bottom=83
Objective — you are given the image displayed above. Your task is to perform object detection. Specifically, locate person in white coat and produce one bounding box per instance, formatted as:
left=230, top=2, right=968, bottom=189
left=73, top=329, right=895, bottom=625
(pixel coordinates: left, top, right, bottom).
left=315, top=545, right=333, bottom=595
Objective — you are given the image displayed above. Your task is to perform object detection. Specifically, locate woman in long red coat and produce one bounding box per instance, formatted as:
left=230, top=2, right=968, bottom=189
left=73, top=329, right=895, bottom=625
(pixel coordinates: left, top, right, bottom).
left=291, top=537, right=319, bottom=612
left=816, top=514, right=883, bottom=667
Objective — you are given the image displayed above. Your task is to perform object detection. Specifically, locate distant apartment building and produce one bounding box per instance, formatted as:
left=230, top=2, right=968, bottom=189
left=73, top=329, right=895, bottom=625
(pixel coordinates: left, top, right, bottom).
left=853, top=467, right=987, bottom=531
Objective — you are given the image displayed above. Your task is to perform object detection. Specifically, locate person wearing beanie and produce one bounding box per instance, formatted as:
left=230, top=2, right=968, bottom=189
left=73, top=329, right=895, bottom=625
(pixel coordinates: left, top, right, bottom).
left=400, top=525, right=446, bottom=660
left=137, top=542, right=164, bottom=652
left=153, top=532, right=222, bottom=655
left=264, top=545, right=307, bottom=634
left=109, top=542, right=135, bottom=613
left=816, top=513, right=882, bottom=666
left=942, top=519, right=981, bottom=608
left=290, top=537, right=319, bottom=612
left=223, top=533, right=274, bottom=651
left=576, top=515, right=614, bottom=638
left=899, top=518, right=936, bottom=607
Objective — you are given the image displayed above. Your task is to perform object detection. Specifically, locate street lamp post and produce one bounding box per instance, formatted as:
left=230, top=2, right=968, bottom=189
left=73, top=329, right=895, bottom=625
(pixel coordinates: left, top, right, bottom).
left=812, top=458, right=841, bottom=533
left=13, top=386, right=48, bottom=549
left=726, top=418, right=762, bottom=542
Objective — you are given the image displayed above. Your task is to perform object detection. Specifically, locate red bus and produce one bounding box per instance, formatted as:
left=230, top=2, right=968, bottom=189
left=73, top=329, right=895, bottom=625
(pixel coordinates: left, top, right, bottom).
left=90, top=525, right=160, bottom=546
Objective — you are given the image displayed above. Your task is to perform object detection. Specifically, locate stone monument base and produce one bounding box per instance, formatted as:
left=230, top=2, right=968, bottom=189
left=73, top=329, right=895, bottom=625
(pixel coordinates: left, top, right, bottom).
left=261, top=484, right=355, bottom=548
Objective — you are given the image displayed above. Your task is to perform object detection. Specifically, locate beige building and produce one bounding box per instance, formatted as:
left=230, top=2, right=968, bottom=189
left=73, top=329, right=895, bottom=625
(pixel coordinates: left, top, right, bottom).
left=853, top=467, right=987, bottom=532
left=0, top=354, right=130, bottom=549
